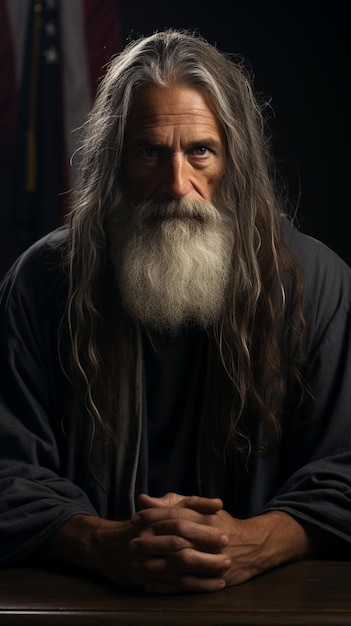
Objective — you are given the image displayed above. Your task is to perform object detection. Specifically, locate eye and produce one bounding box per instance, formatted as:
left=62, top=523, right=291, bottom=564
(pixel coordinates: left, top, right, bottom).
left=142, top=146, right=160, bottom=158
left=190, top=145, right=212, bottom=157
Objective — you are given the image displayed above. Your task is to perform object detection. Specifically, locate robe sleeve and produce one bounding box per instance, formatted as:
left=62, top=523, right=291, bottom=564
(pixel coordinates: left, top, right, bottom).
left=0, top=232, right=98, bottom=566
left=265, top=229, right=351, bottom=545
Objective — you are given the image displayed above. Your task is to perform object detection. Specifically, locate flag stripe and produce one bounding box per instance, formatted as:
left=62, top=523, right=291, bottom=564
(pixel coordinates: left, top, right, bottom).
left=4, top=0, right=31, bottom=88
left=61, top=0, right=120, bottom=187
left=60, top=0, right=93, bottom=186
left=0, top=0, right=20, bottom=162
left=83, top=0, right=120, bottom=97
left=25, top=1, right=42, bottom=193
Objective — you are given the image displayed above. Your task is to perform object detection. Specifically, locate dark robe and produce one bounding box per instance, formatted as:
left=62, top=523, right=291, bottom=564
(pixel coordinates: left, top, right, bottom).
left=1, top=218, right=351, bottom=565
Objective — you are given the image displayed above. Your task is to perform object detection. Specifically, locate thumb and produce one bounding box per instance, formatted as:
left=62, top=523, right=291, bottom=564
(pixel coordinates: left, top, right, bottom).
left=137, top=492, right=186, bottom=509
left=138, top=493, right=224, bottom=513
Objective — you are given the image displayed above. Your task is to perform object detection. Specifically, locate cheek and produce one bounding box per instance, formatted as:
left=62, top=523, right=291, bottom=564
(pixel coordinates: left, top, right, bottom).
left=205, top=166, right=225, bottom=194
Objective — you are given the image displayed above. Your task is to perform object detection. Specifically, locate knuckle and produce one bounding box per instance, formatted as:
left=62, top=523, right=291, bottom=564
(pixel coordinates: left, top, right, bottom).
left=165, top=492, right=179, bottom=506
left=168, top=507, right=182, bottom=520
left=170, top=535, right=187, bottom=551
left=184, top=495, right=198, bottom=506
left=176, top=548, right=194, bottom=567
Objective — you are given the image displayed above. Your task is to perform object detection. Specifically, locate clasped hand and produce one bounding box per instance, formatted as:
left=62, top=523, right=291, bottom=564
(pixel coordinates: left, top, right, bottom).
left=127, top=492, right=310, bottom=594
left=129, top=492, right=237, bottom=593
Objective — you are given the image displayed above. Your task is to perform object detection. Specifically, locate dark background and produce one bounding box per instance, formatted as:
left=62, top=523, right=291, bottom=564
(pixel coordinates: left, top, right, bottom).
left=119, top=1, right=348, bottom=265
left=1, top=1, right=348, bottom=277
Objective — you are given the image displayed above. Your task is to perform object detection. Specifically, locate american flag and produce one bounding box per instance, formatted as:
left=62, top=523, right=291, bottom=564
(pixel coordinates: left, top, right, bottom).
left=0, top=0, right=120, bottom=250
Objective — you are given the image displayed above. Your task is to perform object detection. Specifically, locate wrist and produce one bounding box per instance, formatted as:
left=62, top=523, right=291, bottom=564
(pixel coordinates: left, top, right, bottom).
left=250, top=511, right=312, bottom=569
left=35, top=514, right=133, bottom=583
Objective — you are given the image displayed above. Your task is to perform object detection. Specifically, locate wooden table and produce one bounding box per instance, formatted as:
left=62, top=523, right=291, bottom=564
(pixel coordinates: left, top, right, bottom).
left=0, top=560, right=350, bottom=624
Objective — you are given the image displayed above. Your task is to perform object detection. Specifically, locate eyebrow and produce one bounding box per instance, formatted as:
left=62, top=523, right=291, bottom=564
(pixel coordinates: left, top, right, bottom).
left=129, top=137, right=223, bottom=151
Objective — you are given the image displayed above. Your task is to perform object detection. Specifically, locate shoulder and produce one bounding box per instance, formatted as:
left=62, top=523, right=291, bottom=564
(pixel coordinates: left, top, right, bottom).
left=281, top=215, right=351, bottom=347
left=4, top=226, right=69, bottom=278
left=282, top=215, right=351, bottom=297
left=0, top=226, right=69, bottom=318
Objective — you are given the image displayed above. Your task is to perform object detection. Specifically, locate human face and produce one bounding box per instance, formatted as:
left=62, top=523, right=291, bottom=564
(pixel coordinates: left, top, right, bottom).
left=124, top=85, right=226, bottom=204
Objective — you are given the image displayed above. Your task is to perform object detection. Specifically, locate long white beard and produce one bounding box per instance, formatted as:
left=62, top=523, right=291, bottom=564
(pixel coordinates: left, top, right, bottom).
left=113, top=198, right=234, bottom=332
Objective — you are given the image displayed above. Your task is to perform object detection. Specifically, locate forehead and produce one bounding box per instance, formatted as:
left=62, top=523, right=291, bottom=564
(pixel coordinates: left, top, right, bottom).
left=127, top=84, right=223, bottom=138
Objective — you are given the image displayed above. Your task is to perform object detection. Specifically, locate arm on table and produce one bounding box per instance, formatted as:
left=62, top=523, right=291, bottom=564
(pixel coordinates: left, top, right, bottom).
left=33, top=492, right=336, bottom=594
left=130, top=493, right=330, bottom=593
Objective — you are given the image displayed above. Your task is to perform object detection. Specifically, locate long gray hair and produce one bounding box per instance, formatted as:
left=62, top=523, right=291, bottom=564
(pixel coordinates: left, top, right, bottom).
left=63, top=29, right=306, bottom=461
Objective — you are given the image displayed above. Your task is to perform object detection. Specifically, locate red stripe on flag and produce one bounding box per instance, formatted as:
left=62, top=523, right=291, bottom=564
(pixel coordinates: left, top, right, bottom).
left=0, top=0, right=19, bottom=165
left=83, top=0, right=120, bottom=99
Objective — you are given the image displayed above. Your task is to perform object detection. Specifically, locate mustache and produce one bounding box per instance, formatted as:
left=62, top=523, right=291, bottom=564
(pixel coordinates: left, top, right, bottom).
left=131, top=198, right=222, bottom=228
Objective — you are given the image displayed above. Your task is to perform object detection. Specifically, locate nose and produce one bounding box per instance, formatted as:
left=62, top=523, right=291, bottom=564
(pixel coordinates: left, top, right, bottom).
left=161, top=155, right=193, bottom=199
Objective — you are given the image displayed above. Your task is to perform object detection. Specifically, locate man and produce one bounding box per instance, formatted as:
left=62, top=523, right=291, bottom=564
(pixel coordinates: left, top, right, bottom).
left=1, top=29, right=351, bottom=594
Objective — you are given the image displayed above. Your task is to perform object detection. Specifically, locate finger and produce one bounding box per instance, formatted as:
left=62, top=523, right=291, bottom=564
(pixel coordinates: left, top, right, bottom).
left=138, top=493, right=184, bottom=509
left=133, top=505, right=219, bottom=528
left=132, top=508, right=229, bottom=549
left=144, top=575, right=227, bottom=594
left=132, top=520, right=229, bottom=551
left=130, top=533, right=193, bottom=554
left=177, top=495, right=224, bottom=514
left=138, top=493, right=223, bottom=514
left=132, top=548, right=231, bottom=577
